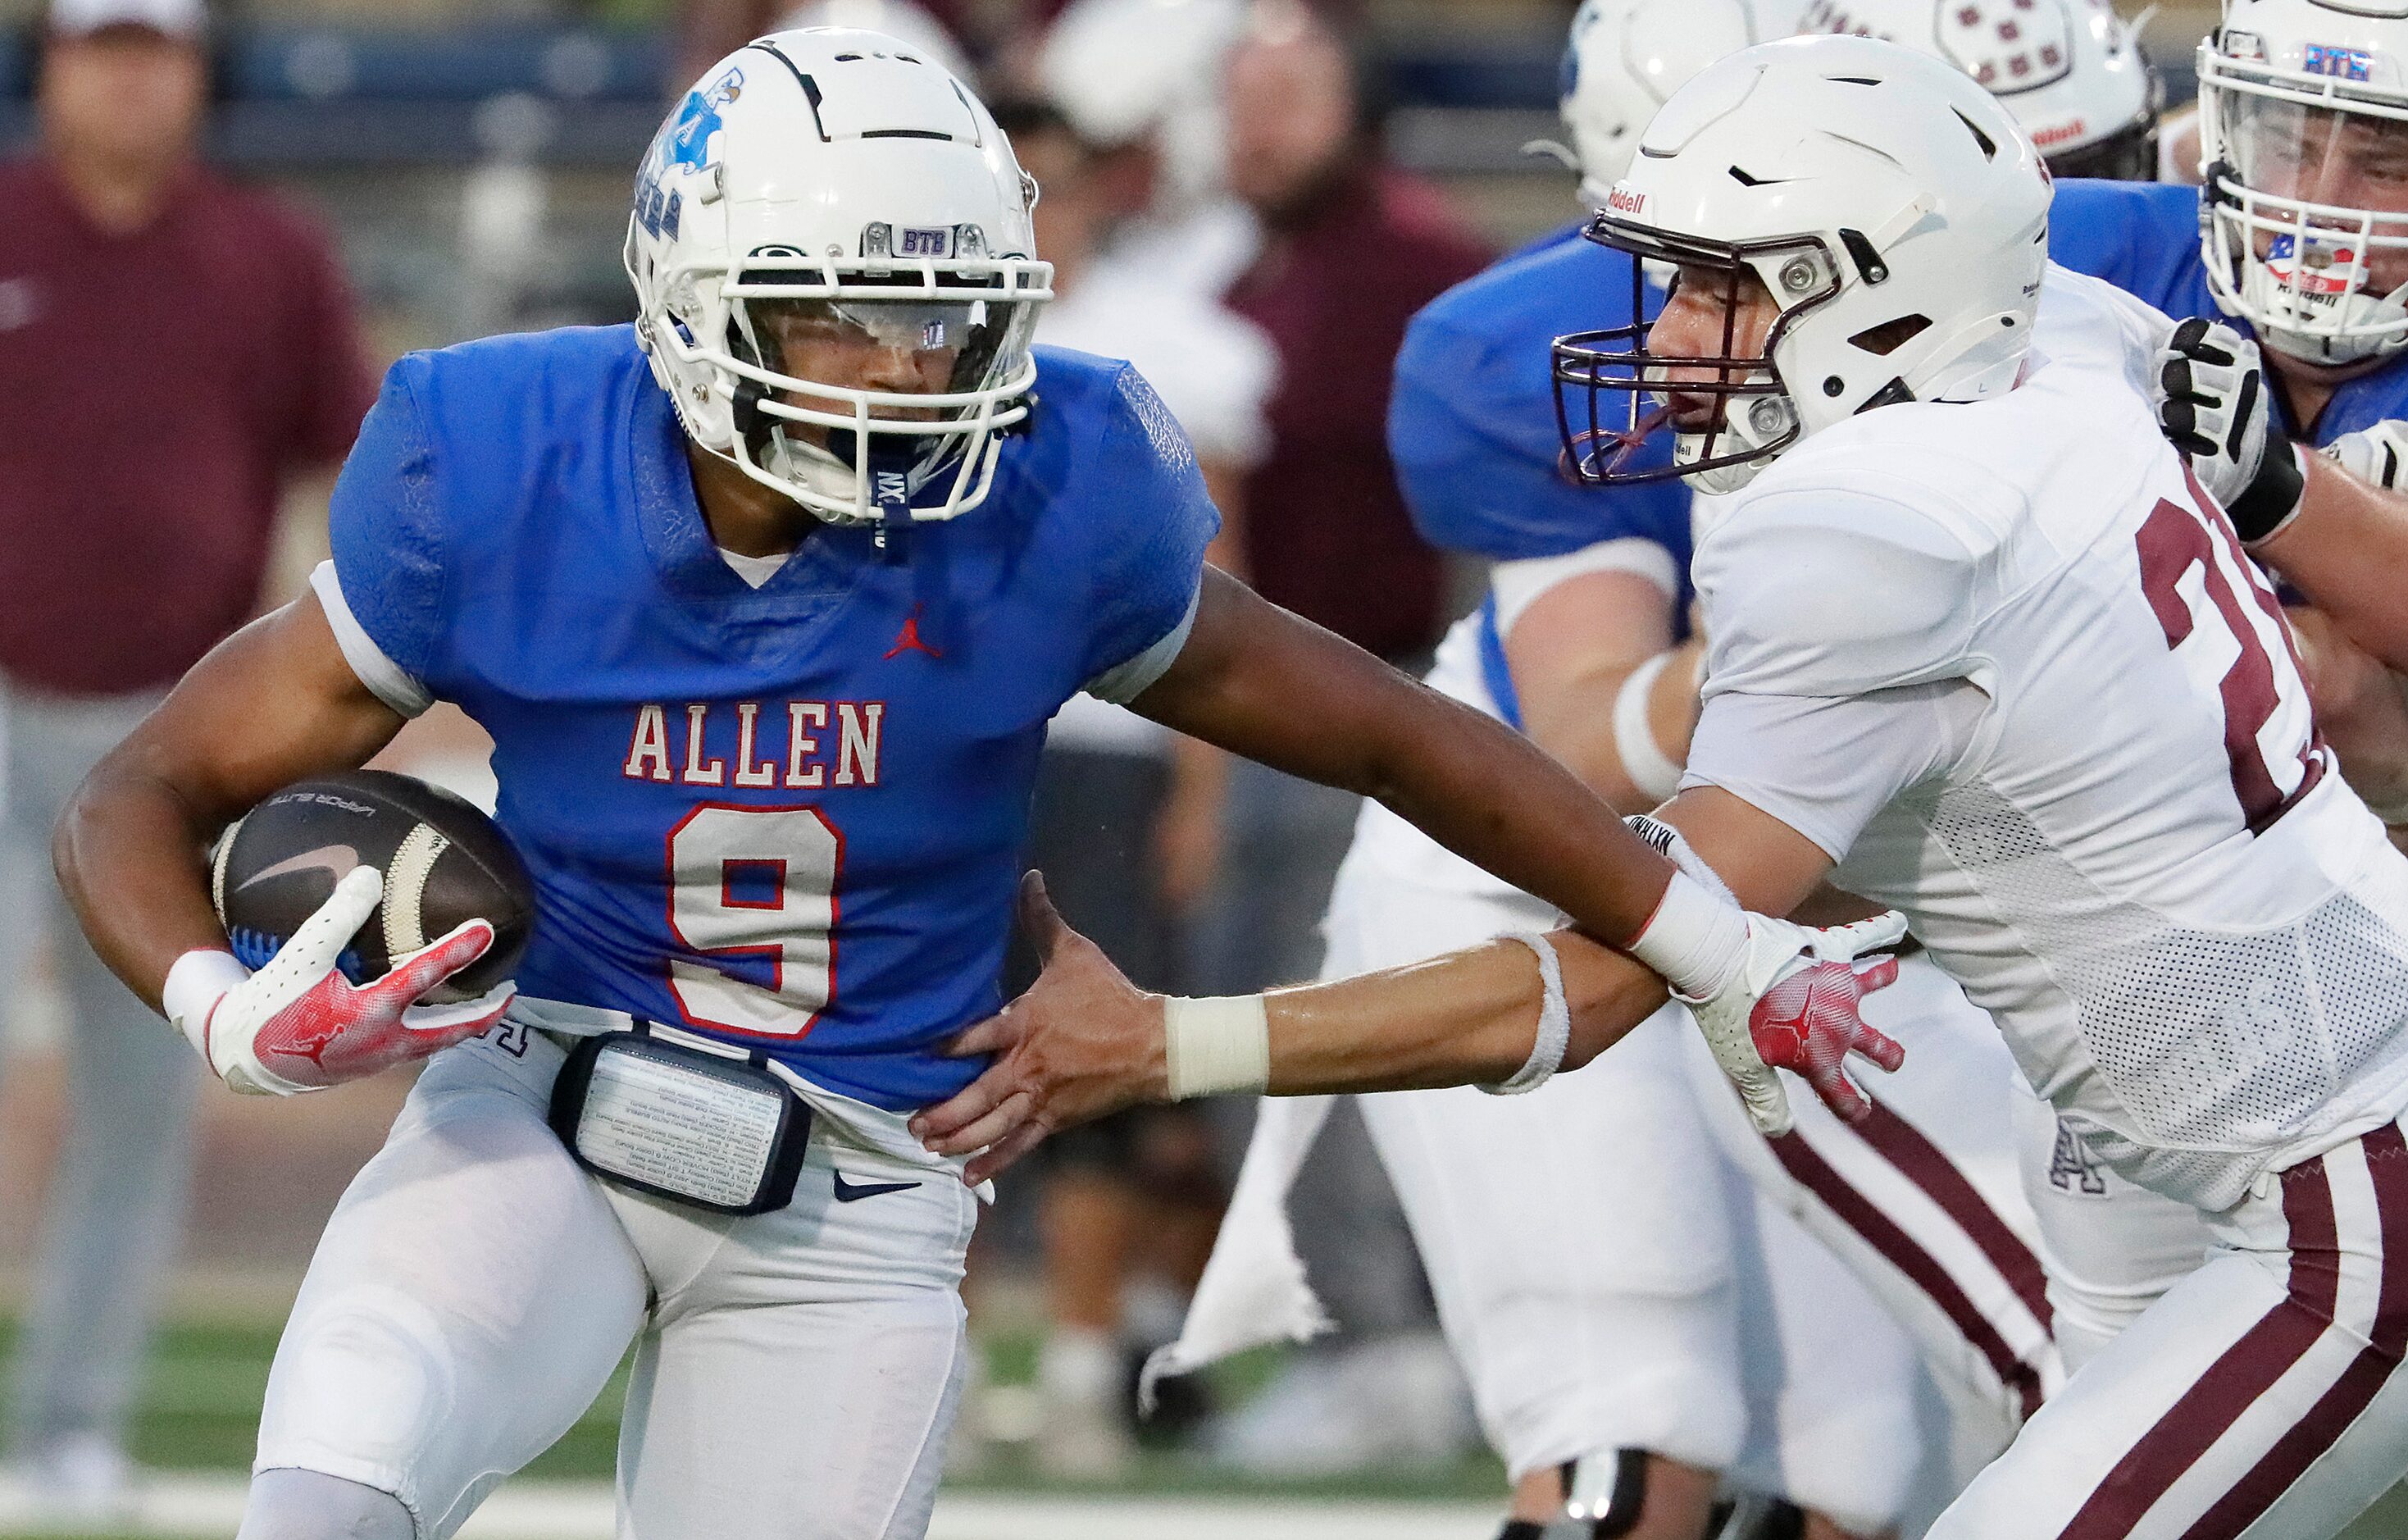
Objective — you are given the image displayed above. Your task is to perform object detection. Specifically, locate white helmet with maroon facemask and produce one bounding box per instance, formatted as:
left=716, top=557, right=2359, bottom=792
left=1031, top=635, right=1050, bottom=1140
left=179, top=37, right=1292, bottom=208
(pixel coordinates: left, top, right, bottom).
left=1554, top=34, right=2052, bottom=494
left=626, top=28, right=1053, bottom=526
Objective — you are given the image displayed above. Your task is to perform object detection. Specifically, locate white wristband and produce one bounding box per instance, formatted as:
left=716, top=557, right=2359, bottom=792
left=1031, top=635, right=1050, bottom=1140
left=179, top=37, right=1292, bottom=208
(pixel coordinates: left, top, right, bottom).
left=1163, top=994, right=1272, bottom=1100
left=1482, top=932, right=1570, bottom=1095
left=1625, top=868, right=1749, bottom=1003
left=1612, top=652, right=1685, bottom=803
left=162, top=948, right=249, bottom=1059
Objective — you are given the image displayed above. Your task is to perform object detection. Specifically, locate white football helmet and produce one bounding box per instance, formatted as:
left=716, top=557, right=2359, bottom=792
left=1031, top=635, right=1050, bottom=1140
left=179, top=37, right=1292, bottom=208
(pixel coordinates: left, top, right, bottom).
left=2198, top=0, right=2408, bottom=365
left=1555, top=34, right=2051, bottom=493
left=1793, top=0, right=2160, bottom=180
left=1550, top=0, right=1763, bottom=206
left=625, top=29, right=1052, bottom=526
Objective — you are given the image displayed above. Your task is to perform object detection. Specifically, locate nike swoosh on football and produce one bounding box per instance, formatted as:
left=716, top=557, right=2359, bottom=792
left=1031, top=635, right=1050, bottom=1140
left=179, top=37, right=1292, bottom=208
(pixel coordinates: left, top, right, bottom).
left=831, top=1171, right=921, bottom=1202
left=235, top=844, right=364, bottom=891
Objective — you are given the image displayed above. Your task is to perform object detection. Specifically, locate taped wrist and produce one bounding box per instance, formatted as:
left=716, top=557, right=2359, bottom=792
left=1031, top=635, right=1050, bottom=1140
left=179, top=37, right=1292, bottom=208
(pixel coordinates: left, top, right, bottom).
left=2227, top=437, right=2306, bottom=544
left=162, top=948, right=249, bottom=1059
left=1620, top=813, right=1747, bottom=1000
left=1163, top=994, right=1270, bottom=1099
left=1481, top=932, right=1571, bottom=1095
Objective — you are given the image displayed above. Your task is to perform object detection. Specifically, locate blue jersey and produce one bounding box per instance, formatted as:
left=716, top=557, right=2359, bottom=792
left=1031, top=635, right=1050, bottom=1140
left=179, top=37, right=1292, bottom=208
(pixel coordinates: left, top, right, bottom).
left=1387, top=226, right=1693, bottom=728
left=2049, top=178, right=2408, bottom=442
left=326, top=326, right=1215, bottom=1109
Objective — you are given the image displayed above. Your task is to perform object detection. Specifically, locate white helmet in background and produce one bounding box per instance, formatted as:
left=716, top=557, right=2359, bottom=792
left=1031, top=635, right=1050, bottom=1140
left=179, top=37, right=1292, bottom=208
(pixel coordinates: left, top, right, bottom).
left=2198, top=0, right=2408, bottom=365
left=1794, top=0, right=2160, bottom=179
left=776, top=0, right=973, bottom=83
left=625, top=29, right=1051, bottom=526
left=1555, top=34, right=2051, bottom=492
left=1553, top=0, right=1763, bottom=205
left=1038, top=0, right=1246, bottom=206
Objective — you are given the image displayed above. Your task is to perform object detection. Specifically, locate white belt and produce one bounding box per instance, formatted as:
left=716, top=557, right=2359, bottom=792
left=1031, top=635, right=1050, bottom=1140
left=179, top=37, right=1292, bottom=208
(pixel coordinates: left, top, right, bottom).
left=508, top=995, right=990, bottom=1198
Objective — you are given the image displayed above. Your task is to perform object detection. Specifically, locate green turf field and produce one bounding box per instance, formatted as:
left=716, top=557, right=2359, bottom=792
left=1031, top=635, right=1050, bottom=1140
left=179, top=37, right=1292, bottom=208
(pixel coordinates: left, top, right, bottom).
left=1, top=1319, right=1505, bottom=1502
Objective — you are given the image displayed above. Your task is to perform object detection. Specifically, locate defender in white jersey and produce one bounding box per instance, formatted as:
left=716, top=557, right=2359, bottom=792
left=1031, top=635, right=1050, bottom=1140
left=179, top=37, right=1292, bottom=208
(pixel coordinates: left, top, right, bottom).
left=922, top=34, right=2408, bottom=1538
left=1555, top=35, right=2408, bottom=1535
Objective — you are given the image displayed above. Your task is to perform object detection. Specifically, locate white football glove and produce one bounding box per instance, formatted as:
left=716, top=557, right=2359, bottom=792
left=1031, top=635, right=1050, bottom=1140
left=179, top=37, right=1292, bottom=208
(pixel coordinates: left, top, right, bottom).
left=2324, top=420, right=2408, bottom=491
left=1622, top=814, right=1908, bottom=1137
left=2155, top=317, right=2306, bottom=543
left=1684, top=909, right=1910, bottom=1137
left=162, top=867, right=514, bottom=1096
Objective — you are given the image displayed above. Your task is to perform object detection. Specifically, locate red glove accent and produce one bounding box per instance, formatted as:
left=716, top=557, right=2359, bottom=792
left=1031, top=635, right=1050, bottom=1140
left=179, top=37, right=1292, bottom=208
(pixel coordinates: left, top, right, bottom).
left=216, top=922, right=508, bottom=1092
left=1747, top=953, right=1905, bottom=1123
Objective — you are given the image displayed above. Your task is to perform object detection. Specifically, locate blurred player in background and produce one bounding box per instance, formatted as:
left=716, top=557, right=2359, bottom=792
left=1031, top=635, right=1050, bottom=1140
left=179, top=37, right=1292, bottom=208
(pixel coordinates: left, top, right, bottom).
left=995, top=96, right=1276, bottom=1476
left=52, top=29, right=1900, bottom=1538
left=1033, top=0, right=1259, bottom=301
left=0, top=0, right=371, bottom=1515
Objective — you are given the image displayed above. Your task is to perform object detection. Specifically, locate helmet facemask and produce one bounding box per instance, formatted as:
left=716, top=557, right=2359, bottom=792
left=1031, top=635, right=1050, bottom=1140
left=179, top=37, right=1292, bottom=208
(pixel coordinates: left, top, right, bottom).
left=2201, top=43, right=2408, bottom=366
left=640, top=242, right=1047, bottom=526
left=1554, top=221, right=1844, bottom=494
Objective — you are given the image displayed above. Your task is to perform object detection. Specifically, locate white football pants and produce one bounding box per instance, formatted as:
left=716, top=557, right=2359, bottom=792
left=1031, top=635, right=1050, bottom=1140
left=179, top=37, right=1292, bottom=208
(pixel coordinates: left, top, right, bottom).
left=1318, top=859, right=1931, bottom=1529
left=247, top=1025, right=977, bottom=1540
left=1931, top=1112, right=2408, bottom=1538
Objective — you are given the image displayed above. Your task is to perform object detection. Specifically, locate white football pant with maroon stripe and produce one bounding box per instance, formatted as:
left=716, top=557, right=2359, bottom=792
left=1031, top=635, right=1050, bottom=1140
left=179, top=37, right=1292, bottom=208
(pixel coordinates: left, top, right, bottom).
left=1934, top=1115, right=2408, bottom=1538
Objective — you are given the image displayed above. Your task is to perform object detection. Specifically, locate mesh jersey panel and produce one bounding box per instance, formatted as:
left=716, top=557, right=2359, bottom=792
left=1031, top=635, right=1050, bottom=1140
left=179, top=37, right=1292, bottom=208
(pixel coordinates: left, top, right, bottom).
left=1923, top=779, right=2408, bottom=1210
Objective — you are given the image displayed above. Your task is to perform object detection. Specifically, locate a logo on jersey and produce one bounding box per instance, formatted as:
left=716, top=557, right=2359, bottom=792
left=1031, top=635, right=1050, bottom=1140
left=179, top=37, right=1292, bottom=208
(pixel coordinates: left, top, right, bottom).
left=2266, top=233, right=2360, bottom=298
left=2047, top=1119, right=2110, bottom=1197
left=2303, top=43, right=2374, bottom=80
left=883, top=606, right=944, bottom=660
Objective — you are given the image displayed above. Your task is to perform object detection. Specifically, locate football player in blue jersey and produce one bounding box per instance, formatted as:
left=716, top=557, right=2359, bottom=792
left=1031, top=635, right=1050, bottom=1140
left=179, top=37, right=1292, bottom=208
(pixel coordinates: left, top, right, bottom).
left=50, top=28, right=1907, bottom=1540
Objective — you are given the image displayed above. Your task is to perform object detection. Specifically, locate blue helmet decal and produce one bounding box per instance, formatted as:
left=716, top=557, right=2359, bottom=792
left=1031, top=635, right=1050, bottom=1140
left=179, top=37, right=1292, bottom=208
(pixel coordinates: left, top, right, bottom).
left=636, top=66, right=743, bottom=241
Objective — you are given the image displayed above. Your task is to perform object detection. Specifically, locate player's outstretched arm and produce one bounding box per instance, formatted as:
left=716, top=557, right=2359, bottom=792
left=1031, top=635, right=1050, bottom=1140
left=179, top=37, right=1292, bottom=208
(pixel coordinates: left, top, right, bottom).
left=913, top=786, right=1904, bottom=1182
left=57, top=594, right=507, bottom=1094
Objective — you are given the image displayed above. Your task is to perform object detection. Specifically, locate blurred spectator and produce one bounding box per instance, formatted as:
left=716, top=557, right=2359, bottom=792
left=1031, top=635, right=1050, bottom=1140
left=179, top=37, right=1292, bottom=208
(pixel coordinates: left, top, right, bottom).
left=1002, top=98, right=1275, bottom=1478
left=1194, top=0, right=1487, bottom=1005
left=1187, top=0, right=1491, bottom=1474
left=1033, top=0, right=1258, bottom=297
left=0, top=0, right=371, bottom=1513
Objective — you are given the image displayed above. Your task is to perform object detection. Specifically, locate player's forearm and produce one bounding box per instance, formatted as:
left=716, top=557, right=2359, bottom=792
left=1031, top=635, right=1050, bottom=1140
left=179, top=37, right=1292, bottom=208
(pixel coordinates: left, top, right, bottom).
left=1261, top=931, right=1667, bottom=1094
left=57, top=599, right=407, bottom=1009
left=57, top=753, right=235, bottom=1011
left=2258, top=455, right=2408, bottom=672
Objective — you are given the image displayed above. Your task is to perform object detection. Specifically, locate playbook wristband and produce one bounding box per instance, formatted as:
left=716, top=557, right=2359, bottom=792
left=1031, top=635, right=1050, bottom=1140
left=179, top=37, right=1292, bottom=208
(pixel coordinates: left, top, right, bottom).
left=1163, top=994, right=1272, bottom=1100
left=162, top=947, right=249, bottom=1059
left=1481, top=932, right=1571, bottom=1096
left=2228, top=436, right=2306, bottom=545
